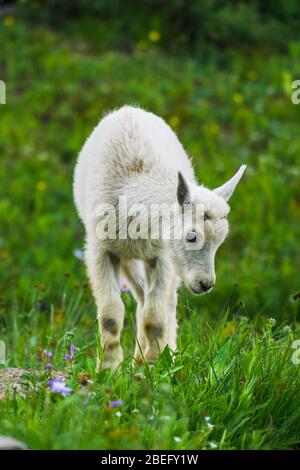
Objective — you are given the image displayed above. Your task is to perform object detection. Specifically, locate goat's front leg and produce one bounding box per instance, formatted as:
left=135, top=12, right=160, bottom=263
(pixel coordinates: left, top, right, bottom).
left=85, top=239, right=124, bottom=370
left=167, top=272, right=179, bottom=352
left=142, top=255, right=173, bottom=361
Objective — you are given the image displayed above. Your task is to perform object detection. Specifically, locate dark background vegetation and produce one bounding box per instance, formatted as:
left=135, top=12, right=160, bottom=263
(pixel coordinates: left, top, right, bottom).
left=0, top=0, right=300, bottom=323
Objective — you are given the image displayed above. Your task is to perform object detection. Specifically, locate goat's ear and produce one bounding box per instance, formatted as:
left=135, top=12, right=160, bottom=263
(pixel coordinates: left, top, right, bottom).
left=213, top=165, right=246, bottom=201
left=177, top=171, right=190, bottom=206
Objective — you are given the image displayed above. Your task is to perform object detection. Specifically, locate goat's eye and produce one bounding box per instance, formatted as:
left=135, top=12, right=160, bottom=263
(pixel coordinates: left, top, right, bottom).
left=186, top=231, right=197, bottom=243
left=204, top=213, right=210, bottom=221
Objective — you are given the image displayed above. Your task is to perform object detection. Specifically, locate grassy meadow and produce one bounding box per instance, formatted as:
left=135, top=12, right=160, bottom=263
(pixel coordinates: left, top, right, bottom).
left=0, top=8, right=300, bottom=449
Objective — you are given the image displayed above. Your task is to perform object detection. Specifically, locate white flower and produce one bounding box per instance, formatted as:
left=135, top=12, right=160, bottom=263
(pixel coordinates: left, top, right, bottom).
left=174, top=436, right=182, bottom=443
left=161, top=415, right=171, bottom=421
left=209, top=441, right=217, bottom=449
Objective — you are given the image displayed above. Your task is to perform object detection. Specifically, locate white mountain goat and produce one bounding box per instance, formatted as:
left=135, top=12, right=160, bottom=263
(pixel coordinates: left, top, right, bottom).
left=73, top=106, right=246, bottom=369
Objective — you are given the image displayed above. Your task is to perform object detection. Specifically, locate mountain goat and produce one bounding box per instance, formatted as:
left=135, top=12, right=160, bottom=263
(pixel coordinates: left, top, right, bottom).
left=73, top=105, right=246, bottom=369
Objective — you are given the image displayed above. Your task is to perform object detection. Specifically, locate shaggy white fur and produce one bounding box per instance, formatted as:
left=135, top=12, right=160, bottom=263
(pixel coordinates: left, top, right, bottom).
left=73, top=105, right=246, bottom=368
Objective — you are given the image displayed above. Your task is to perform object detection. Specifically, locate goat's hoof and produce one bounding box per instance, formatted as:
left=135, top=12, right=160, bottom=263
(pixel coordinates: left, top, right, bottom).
left=143, top=348, right=160, bottom=362
left=96, top=349, right=123, bottom=371
left=96, top=359, right=122, bottom=371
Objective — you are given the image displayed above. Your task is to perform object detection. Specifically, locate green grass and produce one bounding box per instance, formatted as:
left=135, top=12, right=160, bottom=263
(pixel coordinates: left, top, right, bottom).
left=1, top=287, right=300, bottom=450
left=1, top=17, right=300, bottom=449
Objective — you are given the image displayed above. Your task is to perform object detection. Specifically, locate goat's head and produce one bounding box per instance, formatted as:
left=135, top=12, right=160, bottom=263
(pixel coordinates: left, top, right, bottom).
left=170, top=165, right=246, bottom=295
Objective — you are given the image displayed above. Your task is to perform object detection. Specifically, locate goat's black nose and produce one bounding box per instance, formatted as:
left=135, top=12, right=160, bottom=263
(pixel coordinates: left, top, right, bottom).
left=200, top=281, right=215, bottom=292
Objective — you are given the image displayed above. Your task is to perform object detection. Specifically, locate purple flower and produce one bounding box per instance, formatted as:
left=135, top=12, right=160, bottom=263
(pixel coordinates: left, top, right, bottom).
left=84, top=392, right=92, bottom=406
left=119, top=277, right=130, bottom=292
left=109, top=399, right=123, bottom=408
left=48, top=379, right=72, bottom=397
left=73, top=248, right=84, bottom=261
left=65, top=344, right=76, bottom=361
left=46, top=362, right=53, bottom=370
left=43, top=349, right=53, bottom=358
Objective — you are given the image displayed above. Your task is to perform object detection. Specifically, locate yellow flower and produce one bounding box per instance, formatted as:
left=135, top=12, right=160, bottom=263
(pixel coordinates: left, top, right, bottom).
left=233, top=93, right=244, bottom=104
left=3, top=16, right=15, bottom=27
left=0, top=249, right=11, bottom=260
left=148, top=30, right=160, bottom=42
left=222, top=322, right=236, bottom=339
left=54, top=309, right=64, bottom=325
left=107, top=429, right=124, bottom=438
left=36, top=181, right=47, bottom=192
left=248, top=70, right=258, bottom=81
left=168, top=115, right=180, bottom=127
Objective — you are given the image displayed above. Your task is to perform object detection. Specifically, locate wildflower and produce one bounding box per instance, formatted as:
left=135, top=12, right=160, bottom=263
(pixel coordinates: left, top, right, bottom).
left=73, top=248, right=84, bottom=260
left=169, top=115, right=180, bottom=128
left=109, top=399, right=123, bottom=408
left=3, top=16, right=15, bottom=27
left=174, top=436, right=182, bottom=443
left=233, top=93, right=244, bottom=104
left=65, top=344, right=76, bottom=361
left=0, top=249, right=10, bottom=260
left=36, top=181, right=47, bottom=192
left=43, top=349, right=53, bottom=358
left=115, top=411, right=122, bottom=417
left=48, top=379, right=72, bottom=397
left=45, top=362, right=53, bottom=370
left=83, top=392, right=92, bottom=406
left=222, top=322, right=236, bottom=338
left=119, top=278, right=130, bottom=292
left=267, top=317, right=276, bottom=328
left=149, top=31, right=160, bottom=42
left=205, top=416, right=214, bottom=430
left=161, top=415, right=171, bottom=421
left=209, top=441, right=217, bottom=449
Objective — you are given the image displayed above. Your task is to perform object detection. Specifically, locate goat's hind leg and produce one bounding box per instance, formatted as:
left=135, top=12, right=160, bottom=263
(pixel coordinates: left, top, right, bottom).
left=120, top=259, right=146, bottom=364
left=86, top=239, right=124, bottom=369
